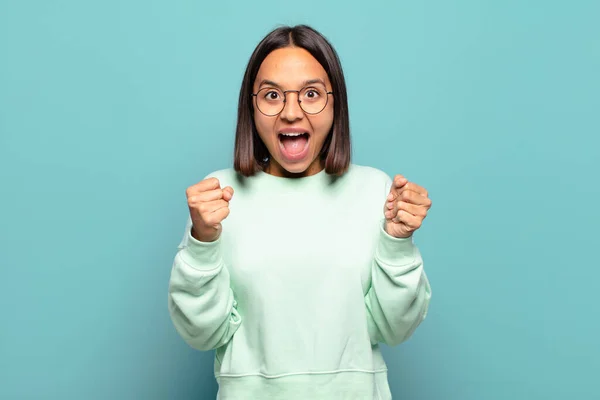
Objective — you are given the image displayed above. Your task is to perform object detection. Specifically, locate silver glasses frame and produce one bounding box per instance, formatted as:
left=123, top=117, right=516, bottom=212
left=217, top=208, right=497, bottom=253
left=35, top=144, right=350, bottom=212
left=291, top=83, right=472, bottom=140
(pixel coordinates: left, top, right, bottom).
left=251, top=86, right=334, bottom=116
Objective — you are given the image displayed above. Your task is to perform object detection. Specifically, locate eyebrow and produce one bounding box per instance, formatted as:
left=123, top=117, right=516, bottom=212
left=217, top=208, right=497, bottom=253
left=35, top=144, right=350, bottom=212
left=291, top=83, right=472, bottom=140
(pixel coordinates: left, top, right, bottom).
left=257, top=78, right=327, bottom=89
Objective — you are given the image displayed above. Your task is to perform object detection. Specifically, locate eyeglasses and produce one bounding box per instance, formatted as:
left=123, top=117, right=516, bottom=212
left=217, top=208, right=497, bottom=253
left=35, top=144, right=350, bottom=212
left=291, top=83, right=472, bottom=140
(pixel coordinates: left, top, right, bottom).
left=251, top=85, right=333, bottom=116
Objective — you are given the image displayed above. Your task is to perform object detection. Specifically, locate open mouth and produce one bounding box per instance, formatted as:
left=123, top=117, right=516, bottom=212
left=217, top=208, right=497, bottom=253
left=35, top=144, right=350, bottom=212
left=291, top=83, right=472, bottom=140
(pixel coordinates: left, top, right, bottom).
left=278, top=132, right=309, bottom=140
left=278, top=132, right=310, bottom=159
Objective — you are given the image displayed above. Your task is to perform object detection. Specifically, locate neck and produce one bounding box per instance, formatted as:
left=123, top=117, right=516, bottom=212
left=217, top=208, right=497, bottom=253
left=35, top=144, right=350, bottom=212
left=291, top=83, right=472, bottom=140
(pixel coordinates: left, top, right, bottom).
left=265, top=159, right=324, bottom=178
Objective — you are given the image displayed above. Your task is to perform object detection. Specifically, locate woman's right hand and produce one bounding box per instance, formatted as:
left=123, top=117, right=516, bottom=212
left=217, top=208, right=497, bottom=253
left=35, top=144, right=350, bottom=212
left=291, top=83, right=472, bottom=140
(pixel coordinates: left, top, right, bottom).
left=186, top=178, right=234, bottom=242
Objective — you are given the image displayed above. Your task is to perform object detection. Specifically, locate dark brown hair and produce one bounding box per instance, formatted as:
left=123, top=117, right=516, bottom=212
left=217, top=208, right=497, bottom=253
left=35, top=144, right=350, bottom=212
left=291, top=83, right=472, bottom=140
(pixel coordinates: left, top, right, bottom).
left=233, top=25, right=351, bottom=177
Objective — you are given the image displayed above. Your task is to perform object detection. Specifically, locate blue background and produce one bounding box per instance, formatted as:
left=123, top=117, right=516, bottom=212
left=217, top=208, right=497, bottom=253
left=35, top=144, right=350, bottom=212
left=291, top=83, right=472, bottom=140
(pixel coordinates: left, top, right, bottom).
left=1, top=1, right=598, bottom=399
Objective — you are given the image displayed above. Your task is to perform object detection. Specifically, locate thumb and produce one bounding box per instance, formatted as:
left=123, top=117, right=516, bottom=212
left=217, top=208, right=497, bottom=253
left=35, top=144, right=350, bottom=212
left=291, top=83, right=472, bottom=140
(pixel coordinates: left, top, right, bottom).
left=387, top=175, right=408, bottom=201
left=222, top=186, right=234, bottom=201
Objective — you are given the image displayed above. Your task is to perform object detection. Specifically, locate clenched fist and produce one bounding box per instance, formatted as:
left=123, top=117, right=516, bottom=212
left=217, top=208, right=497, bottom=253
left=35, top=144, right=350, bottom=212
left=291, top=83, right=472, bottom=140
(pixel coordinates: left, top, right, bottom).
left=186, top=177, right=234, bottom=242
left=384, top=174, right=432, bottom=239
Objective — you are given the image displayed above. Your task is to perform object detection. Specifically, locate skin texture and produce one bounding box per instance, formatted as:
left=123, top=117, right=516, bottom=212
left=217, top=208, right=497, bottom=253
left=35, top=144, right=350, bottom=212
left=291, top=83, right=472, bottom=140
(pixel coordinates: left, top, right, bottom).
left=384, top=175, right=433, bottom=238
left=186, top=178, right=234, bottom=242
left=252, top=47, right=334, bottom=178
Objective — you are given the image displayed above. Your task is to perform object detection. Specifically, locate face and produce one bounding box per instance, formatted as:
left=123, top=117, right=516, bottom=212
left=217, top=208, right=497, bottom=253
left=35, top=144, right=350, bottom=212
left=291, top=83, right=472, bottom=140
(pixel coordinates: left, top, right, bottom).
left=253, top=47, right=334, bottom=177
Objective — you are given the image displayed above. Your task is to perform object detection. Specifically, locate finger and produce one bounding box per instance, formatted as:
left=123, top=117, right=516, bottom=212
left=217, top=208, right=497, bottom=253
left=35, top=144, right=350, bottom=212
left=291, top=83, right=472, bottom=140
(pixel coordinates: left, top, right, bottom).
left=188, top=188, right=225, bottom=203
left=387, top=175, right=408, bottom=201
left=393, top=209, right=422, bottom=229
left=385, top=200, right=428, bottom=218
left=187, top=177, right=221, bottom=195
left=204, top=205, right=231, bottom=226
left=393, top=174, right=408, bottom=189
left=195, top=199, right=229, bottom=215
left=397, top=189, right=432, bottom=207
left=395, top=183, right=429, bottom=200
left=403, top=182, right=428, bottom=197
left=222, top=186, right=234, bottom=201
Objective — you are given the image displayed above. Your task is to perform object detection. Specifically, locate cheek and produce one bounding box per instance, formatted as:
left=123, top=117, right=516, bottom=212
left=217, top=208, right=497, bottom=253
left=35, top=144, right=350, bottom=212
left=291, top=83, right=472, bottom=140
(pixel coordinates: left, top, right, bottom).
left=253, top=112, right=273, bottom=140
left=313, top=110, right=334, bottom=137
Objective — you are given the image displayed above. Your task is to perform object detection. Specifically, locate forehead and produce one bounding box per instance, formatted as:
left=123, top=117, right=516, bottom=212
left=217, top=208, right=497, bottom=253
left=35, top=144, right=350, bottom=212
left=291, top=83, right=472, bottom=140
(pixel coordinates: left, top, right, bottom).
left=255, top=47, right=330, bottom=88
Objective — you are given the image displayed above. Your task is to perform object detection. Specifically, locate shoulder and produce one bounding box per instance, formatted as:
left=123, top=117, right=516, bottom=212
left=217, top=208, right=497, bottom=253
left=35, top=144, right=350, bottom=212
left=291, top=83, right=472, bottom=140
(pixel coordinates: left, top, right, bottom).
left=347, top=163, right=392, bottom=186
left=343, top=164, right=394, bottom=200
left=202, top=167, right=235, bottom=180
left=337, top=164, right=393, bottom=208
left=201, top=168, right=240, bottom=187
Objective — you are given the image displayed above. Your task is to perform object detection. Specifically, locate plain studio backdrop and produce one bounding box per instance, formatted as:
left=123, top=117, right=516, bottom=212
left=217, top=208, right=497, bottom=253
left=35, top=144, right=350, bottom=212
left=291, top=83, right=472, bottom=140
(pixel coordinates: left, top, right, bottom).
left=1, top=1, right=598, bottom=399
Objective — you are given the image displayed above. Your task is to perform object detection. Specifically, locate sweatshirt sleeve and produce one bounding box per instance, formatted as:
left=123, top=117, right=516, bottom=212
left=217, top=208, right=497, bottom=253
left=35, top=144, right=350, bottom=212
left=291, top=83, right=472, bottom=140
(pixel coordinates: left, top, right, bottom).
left=364, top=176, right=432, bottom=347
left=168, top=218, right=242, bottom=351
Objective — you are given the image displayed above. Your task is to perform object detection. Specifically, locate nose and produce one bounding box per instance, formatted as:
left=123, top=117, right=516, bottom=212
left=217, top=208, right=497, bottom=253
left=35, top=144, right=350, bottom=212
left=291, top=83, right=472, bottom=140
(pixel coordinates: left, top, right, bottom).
left=280, top=91, right=304, bottom=122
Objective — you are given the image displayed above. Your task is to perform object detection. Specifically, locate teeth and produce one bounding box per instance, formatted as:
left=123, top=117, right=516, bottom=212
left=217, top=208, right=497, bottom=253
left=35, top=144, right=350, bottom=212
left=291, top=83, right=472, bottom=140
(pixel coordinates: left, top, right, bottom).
left=280, top=133, right=306, bottom=137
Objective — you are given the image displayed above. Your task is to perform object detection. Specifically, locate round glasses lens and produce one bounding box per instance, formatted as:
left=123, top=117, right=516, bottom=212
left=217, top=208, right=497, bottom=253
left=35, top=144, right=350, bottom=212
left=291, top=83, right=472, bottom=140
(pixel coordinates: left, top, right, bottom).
left=299, top=86, right=328, bottom=114
left=256, top=88, right=285, bottom=116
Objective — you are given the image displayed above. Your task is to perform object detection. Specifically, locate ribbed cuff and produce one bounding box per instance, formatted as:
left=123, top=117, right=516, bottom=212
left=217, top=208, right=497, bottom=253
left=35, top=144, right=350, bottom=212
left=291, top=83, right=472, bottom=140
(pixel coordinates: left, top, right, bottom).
left=376, top=220, right=418, bottom=264
left=179, top=228, right=223, bottom=271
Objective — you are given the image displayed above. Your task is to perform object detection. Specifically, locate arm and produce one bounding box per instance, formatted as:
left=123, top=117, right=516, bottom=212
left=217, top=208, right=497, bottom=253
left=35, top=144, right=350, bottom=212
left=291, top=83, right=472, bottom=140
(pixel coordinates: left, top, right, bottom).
left=364, top=175, right=432, bottom=346
left=168, top=219, right=242, bottom=351
left=364, top=224, right=431, bottom=346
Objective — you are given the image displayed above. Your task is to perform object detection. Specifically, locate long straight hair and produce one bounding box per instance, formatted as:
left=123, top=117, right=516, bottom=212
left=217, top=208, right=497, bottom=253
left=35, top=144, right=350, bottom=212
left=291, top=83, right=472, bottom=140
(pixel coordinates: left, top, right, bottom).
left=233, top=25, right=351, bottom=177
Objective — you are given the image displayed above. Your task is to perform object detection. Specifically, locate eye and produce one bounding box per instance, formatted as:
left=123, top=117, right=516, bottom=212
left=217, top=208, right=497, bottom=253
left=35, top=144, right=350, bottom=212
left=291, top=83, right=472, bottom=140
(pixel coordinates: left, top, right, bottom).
left=263, top=90, right=282, bottom=101
left=302, top=87, right=323, bottom=101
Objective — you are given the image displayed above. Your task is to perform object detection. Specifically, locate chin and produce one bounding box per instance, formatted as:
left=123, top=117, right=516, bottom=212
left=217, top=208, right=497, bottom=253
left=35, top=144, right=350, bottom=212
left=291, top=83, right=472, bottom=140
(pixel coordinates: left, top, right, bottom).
left=279, top=163, right=310, bottom=176
left=270, top=156, right=317, bottom=177
left=283, top=162, right=309, bottom=173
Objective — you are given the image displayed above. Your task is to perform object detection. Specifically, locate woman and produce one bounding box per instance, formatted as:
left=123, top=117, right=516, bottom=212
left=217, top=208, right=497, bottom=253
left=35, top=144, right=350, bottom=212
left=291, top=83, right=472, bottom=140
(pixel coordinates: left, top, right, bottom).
left=168, top=25, right=432, bottom=399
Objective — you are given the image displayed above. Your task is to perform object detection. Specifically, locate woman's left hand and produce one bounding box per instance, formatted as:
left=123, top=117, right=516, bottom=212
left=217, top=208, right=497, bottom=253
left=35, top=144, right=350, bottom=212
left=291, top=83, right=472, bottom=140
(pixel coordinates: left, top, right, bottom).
left=384, top=174, right=432, bottom=238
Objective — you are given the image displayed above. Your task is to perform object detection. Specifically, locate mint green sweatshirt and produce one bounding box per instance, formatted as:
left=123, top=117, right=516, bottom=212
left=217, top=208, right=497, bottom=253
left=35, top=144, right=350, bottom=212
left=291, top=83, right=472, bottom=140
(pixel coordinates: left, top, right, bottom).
left=168, top=164, right=432, bottom=400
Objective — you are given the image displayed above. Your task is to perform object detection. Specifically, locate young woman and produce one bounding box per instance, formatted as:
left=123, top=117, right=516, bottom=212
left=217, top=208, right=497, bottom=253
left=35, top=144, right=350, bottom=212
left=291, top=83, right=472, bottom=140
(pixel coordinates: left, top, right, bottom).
left=168, top=25, right=433, bottom=400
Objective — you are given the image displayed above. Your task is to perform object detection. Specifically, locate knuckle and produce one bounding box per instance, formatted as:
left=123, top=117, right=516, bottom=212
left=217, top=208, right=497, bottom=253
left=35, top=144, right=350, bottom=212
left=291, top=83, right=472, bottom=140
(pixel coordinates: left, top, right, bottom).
left=393, top=201, right=404, bottom=214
